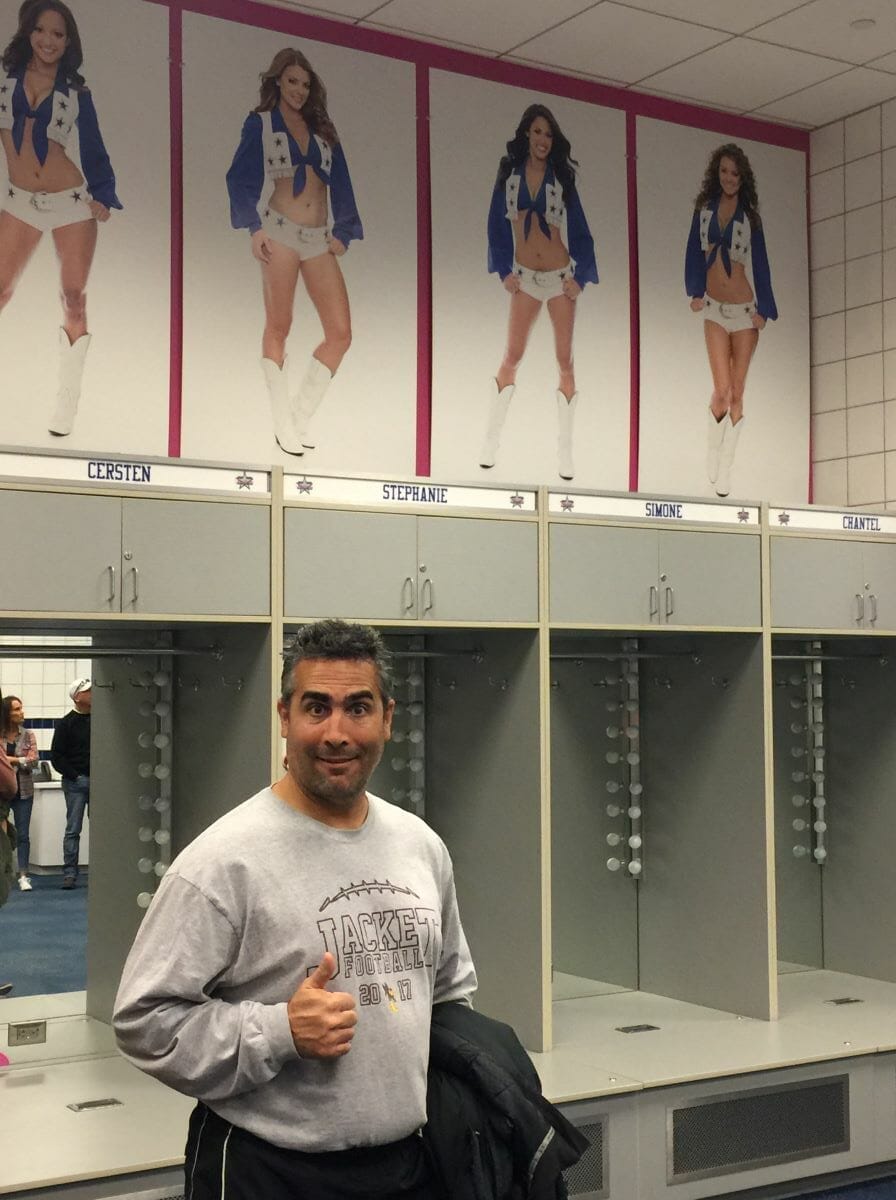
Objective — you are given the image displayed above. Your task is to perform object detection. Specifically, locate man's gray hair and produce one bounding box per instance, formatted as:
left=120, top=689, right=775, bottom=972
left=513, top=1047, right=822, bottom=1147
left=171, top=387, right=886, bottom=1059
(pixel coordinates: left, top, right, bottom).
left=281, top=619, right=394, bottom=706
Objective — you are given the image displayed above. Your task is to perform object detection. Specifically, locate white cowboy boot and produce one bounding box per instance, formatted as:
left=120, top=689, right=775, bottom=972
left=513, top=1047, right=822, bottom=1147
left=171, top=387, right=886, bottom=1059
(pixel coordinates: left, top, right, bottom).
left=261, top=357, right=304, bottom=455
left=293, top=357, right=332, bottom=449
left=48, top=328, right=91, bottom=436
left=715, top=415, right=744, bottom=497
left=479, top=380, right=515, bottom=468
left=706, top=407, right=728, bottom=485
left=557, top=391, right=578, bottom=481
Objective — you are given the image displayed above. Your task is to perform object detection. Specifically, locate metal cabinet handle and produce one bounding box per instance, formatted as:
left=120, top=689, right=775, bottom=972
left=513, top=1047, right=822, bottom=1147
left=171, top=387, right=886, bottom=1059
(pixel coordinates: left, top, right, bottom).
left=869, top=593, right=878, bottom=623
left=855, top=593, right=864, bottom=624
left=665, top=585, right=675, bottom=619
left=649, top=585, right=658, bottom=620
left=130, top=566, right=140, bottom=605
left=107, top=565, right=116, bottom=604
left=401, top=576, right=415, bottom=613
left=421, top=577, right=434, bottom=614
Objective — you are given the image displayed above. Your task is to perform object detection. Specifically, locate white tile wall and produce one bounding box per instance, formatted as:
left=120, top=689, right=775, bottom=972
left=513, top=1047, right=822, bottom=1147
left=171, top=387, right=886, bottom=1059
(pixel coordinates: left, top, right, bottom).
left=846, top=154, right=882, bottom=210
left=845, top=109, right=881, bottom=163
left=811, top=97, right=896, bottom=509
left=846, top=205, right=882, bottom=259
left=846, top=353, right=884, bottom=407
left=812, top=457, right=848, bottom=506
left=810, top=120, right=844, bottom=174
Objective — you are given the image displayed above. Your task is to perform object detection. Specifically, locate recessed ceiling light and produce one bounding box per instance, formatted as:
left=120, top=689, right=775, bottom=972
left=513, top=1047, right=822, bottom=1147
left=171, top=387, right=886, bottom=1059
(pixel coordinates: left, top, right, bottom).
left=850, top=17, right=876, bottom=29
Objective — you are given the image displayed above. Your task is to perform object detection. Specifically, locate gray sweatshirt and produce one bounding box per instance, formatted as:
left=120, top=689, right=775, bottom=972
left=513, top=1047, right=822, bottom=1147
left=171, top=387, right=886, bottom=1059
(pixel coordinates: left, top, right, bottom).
left=113, top=789, right=477, bottom=1151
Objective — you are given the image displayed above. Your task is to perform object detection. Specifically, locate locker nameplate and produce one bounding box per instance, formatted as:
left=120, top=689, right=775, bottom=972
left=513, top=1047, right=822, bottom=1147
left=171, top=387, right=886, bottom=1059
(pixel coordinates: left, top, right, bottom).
left=771, top=507, right=896, bottom=534
left=286, top=475, right=536, bottom=513
left=0, top=452, right=270, bottom=496
left=549, top=494, right=758, bottom=525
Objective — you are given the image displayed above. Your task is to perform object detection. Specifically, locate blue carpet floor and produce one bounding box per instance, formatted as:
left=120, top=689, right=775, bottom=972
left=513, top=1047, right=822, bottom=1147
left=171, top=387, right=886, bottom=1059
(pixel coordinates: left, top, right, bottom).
left=809, top=1180, right=896, bottom=1199
left=0, top=872, right=87, bottom=994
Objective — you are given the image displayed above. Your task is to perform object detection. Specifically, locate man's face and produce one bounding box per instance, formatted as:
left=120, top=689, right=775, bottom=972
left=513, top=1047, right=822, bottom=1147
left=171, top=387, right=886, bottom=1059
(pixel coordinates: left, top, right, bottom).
left=277, top=657, right=394, bottom=821
left=74, top=689, right=91, bottom=713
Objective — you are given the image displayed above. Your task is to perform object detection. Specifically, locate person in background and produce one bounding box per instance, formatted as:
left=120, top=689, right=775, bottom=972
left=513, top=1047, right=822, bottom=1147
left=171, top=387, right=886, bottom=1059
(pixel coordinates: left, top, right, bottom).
left=50, top=676, right=90, bottom=889
left=0, top=689, right=17, bottom=995
left=1, top=694, right=38, bottom=891
left=114, top=620, right=476, bottom=1199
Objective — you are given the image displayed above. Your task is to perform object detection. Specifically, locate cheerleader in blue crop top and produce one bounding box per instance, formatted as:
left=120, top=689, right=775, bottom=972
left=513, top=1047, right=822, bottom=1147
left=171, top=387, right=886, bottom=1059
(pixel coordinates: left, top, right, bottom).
left=0, top=1, right=121, bottom=439
left=226, top=47, right=362, bottom=458
left=482, top=104, right=598, bottom=482
left=684, top=143, right=776, bottom=498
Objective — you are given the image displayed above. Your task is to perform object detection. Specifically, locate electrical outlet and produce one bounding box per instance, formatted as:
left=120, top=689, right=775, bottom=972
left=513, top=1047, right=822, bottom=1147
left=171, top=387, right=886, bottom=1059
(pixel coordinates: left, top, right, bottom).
left=8, top=1020, right=47, bottom=1047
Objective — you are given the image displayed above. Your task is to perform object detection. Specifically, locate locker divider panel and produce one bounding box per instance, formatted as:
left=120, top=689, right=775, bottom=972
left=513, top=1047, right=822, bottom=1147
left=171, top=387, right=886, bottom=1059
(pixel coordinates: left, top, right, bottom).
left=423, top=629, right=545, bottom=1051
left=550, top=641, right=638, bottom=993
left=636, top=634, right=772, bottom=1019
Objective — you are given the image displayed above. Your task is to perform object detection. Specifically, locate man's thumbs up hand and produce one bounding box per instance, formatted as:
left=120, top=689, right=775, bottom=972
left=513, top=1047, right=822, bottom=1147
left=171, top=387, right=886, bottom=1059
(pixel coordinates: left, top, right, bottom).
left=287, top=952, right=358, bottom=1059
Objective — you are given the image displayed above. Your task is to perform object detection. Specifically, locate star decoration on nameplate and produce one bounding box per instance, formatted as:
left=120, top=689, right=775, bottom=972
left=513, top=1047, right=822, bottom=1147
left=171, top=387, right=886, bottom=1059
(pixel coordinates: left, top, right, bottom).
left=778, top=511, right=791, bottom=526
left=560, top=495, right=575, bottom=512
left=71, top=191, right=81, bottom=203
left=235, top=472, right=254, bottom=490
left=509, top=493, right=524, bottom=509
left=737, top=509, right=749, bottom=523
left=296, top=477, right=314, bottom=494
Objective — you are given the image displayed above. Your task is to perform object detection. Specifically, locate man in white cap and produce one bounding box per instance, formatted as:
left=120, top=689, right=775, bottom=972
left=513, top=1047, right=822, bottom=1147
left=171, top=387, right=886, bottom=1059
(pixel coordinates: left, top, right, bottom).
left=50, top=679, right=92, bottom=889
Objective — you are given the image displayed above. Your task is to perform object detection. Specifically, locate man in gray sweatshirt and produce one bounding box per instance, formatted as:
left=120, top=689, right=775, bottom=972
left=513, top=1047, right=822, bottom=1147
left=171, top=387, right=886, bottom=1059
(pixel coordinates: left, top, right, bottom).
left=114, top=619, right=476, bottom=1199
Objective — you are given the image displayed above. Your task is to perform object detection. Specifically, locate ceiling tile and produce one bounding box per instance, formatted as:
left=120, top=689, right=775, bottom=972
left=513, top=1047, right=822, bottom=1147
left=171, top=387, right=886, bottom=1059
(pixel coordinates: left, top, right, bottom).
left=499, top=54, right=630, bottom=87
left=754, top=67, right=896, bottom=126
left=639, top=37, right=844, bottom=111
left=266, top=0, right=382, bottom=18
left=604, top=0, right=810, bottom=37
left=357, top=0, right=594, bottom=54
left=749, top=0, right=896, bottom=66
left=510, top=2, right=728, bottom=84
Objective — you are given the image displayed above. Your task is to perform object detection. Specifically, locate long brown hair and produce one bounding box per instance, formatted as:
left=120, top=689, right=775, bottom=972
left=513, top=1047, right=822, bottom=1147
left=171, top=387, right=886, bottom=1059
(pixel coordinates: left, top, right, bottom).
left=2, top=0, right=86, bottom=88
left=255, top=48, right=338, bottom=147
left=695, top=142, right=760, bottom=228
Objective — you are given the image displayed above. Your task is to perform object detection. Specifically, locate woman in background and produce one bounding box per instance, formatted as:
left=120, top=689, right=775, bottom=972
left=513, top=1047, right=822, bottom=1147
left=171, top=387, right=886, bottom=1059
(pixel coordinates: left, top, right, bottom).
left=0, top=1, right=121, bottom=437
left=685, top=142, right=776, bottom=498
left=2, top=694, right=38, bottom=892
left=483, top=103, right=597, bottom=481
left=0, top=690, right=18, bottom=992
left=227, top=47, right=362, bottom=457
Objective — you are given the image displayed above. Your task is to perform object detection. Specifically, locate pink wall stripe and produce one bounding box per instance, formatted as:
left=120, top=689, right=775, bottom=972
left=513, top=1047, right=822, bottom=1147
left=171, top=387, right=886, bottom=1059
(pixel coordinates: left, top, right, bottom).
left=167, top=1, right=184, bottom=458
left=626, top=113, right=640, bottom=492
left=415, top=65, right=433, bottom=478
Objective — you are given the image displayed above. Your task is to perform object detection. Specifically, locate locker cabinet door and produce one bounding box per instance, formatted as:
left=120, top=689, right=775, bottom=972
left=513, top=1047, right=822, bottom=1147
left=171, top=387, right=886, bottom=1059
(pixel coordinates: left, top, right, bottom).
left=549, top=524, right=658, bottom=626
left=770, top=537, right=864, bottom=630
left=122, top=498, right=271, bottom=616
left=659, top=529, right=761, bottom=628
left=417, top=516, right=538, bottom=622
left=284, top=507, right=417, bottom=620
left=0, top=489, right=122, bottom=613
left=860, top=541, right=896, bottom=631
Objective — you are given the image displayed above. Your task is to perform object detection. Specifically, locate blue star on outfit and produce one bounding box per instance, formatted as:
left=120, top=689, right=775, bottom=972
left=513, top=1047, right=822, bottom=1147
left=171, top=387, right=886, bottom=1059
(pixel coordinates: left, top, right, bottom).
left=487, top=163, right=598, bottom=290
left=684, top=198, right=777, bottom=321
left=226, top=109, right=362, bottom=245
left=0, top=69, right=121, bottom=211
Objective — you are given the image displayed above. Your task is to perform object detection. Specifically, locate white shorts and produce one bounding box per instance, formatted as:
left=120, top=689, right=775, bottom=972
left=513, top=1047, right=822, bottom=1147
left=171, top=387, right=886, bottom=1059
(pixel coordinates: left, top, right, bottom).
left=511, top=259, right=575, bottom=302
left=703, top=296, right=757, bottom=333
left=2, top=182, right=94, bottom=232
left=261, top=208, right=329, bottom=260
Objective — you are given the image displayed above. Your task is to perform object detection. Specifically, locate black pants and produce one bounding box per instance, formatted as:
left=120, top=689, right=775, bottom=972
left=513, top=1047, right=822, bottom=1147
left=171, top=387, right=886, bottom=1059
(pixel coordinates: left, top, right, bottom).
left=184, top=1103, right=440, bottom=1200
